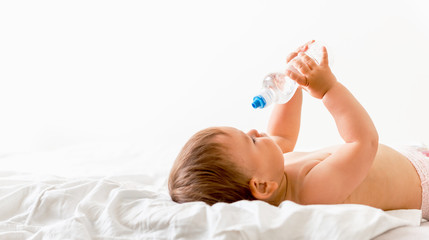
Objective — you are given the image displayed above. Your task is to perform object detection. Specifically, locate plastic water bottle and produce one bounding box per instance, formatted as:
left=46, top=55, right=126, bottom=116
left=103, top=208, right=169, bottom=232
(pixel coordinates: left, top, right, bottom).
left=251, top=42, right=323, bottom=109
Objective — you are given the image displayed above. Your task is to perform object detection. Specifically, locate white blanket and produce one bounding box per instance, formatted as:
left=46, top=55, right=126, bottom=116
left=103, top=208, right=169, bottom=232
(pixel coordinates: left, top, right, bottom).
left=0, top=172, right=421, bottom=240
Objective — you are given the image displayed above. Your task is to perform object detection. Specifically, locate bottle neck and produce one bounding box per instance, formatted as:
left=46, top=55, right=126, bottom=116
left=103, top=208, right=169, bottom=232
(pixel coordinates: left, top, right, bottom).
left=259, top=88, right=276, bottom=108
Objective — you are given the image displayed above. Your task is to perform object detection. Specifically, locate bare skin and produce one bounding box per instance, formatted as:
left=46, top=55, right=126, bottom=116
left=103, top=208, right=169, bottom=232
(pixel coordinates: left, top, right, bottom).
left=219, top=40, right=423, bottom=212
left=283, top=144, right=422, bottom=211
left=219, top=127, right=422, bottom=211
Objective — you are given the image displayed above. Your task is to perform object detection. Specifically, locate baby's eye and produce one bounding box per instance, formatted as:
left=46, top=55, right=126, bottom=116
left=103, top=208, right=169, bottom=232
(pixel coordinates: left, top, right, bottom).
left=251, top=136, right=256, bottom=144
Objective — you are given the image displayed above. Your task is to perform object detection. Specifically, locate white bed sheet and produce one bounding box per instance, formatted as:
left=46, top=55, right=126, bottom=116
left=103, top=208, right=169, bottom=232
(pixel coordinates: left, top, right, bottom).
left=0, top=171, right=423, bottom=240
left=0, top=142, right=427, bottom=239
left=374, top=221, right=429, bottom=240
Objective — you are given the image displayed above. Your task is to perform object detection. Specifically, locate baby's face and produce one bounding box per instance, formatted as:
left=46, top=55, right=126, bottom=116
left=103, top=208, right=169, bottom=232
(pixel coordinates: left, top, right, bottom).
left=216, top=127, right=285, bottom=181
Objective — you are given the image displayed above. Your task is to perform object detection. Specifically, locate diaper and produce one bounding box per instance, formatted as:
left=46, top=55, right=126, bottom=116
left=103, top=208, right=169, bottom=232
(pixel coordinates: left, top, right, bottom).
left=395, top=145, right=429, bottom=220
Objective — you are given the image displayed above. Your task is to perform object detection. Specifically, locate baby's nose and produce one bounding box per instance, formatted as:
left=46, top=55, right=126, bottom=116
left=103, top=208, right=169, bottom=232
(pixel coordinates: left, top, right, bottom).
left=247, top=129, right=259, bottom=136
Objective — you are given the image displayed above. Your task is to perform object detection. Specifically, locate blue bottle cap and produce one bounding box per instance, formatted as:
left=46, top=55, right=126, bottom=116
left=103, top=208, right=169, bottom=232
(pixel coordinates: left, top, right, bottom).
left=252, top=95, right=266, bottom=109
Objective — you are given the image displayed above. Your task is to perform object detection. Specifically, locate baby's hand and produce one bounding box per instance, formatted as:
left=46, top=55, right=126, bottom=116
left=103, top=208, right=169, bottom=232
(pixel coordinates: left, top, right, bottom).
left=286, top=46, right=337, bottom=99
left=286, top=40, right=315, bottom=64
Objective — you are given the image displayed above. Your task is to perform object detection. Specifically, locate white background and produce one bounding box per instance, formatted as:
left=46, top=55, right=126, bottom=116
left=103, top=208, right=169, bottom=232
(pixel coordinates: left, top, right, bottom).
left=1, top=0, right=429, bottom=176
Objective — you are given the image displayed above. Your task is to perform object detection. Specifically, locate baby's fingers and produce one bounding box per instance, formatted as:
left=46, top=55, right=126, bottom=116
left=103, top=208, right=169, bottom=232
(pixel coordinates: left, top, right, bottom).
left=286, top=40, right=315, bottom=63
left=291, top=57, right=311, bottom=74
left=296, top=40, right=315, bottom=52
left=286, top=69, right=309, bottom=87
left=320, top=46, right=329, bottom=66
left=286, top=52, right=298, bottom=63
left=298, top=52, right=318, bottom=69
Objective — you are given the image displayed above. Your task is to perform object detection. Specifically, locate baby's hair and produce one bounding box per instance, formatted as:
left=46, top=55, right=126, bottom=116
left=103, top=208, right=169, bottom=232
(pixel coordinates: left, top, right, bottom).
left=168, top=127, right=255, bottom=205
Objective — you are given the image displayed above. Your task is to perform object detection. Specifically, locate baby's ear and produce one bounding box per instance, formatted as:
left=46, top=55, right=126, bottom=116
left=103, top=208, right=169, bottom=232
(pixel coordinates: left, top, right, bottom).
left=249, top=177, right=278, bottom=200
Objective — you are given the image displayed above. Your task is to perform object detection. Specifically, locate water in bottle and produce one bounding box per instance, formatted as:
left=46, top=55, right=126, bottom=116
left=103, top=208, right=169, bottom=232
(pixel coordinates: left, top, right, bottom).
left=251, top=41, right=323, bottom=109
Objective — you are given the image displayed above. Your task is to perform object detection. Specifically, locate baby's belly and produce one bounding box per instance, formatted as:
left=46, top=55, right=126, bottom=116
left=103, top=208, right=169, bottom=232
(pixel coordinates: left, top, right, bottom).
left=343, top=144, right=422, bottom=210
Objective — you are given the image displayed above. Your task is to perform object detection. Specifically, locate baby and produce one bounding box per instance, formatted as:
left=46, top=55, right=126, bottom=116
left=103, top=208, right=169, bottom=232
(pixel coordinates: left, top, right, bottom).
left=168, top=41, right=428, bottom=219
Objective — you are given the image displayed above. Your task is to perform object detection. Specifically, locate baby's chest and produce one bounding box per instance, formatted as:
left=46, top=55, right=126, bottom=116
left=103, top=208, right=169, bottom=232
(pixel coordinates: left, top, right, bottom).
left=284, top=151, right=332, bottom=164
left=283, top=151, right=333, bottom=182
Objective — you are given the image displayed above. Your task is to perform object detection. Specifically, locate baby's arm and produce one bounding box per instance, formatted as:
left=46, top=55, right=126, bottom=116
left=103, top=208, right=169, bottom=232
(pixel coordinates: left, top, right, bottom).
left=267, top=87, right=302, bottom=153
left=286, top=46, right=379, bottom=204
left=268, top=41, right=314, bottom=153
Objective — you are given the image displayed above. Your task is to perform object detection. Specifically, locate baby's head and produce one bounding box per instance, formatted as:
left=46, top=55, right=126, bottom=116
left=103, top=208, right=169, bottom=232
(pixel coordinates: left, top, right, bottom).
left=168, top=126, right=286, bottom=206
